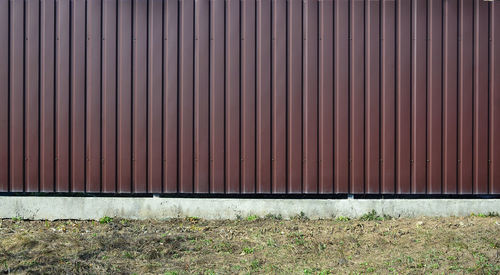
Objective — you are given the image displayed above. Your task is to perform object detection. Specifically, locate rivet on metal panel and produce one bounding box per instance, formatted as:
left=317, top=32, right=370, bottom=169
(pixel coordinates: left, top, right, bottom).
left=458, top=159, right=461, bottom=163
left=379, top=159, right=383, bottom=162
left=25, top=157, right=28, bottom=161
left=55, top=157, right=58, bottom=161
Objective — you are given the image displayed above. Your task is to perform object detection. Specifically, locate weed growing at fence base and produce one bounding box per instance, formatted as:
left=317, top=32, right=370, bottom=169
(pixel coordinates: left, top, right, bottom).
left=0, top=215, right=499, bottom=274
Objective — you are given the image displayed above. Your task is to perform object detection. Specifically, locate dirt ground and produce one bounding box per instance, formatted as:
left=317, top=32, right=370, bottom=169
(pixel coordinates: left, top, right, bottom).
left=0, top=212, right=499, bottom=274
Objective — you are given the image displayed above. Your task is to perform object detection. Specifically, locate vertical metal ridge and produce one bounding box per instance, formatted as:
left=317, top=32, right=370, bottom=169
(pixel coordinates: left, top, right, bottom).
left=178, top=0, right=194, bottom=193
left=25, top=0, right=40, bottom=192
left=271, top=0, right=286, bottom=194
left=55, top=0, right=71, bottom=192
left=380, top=0, right=396, bottom=194
left=365, top=0, right=380, bottom=194
left=102, top=0, right=118, bottom=193
left=9, top=0, right=25, bottom=192
left=287, top=0, right=302, bottom=194
left=318, top=0, right=333, bottom=194
left=443, top=0, right=458, bottom=194
left=163, top=0, right=178, bottom=193
left=411, top=0, right=427, bottom=194
left=115, top=0, right=120, bottom=194
left=333, top=0, right=348, bottom=194
left=303, top=0, right=318, bottom=193
left=194, top=0, right=209, bottom=193
left=0, top=0, right=10, bottom=192
left=225, top=0, right=240, bottom=194
left=148, top=0, right=163, bottom=193
left=241, top=0, right=256, bottom=194
left=349, top=0, right=364, bottom=194
left=458, top=0, right=473, bottom=194
left=490, top=1, right=500, bottom=194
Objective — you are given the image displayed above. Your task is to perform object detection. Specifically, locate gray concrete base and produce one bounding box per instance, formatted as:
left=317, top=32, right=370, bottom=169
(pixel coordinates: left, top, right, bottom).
left=0, top=197, right=499, bottom=220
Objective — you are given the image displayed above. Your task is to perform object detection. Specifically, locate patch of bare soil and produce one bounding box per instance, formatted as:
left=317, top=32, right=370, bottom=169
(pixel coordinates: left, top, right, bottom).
left=0, top=213, right=499, bottom=274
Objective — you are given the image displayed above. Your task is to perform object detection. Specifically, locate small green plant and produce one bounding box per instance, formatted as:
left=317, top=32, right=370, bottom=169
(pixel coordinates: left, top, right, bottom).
left=267, top=238, right=276, bottom=247
left=359, top=210, right=391, bottom=221
left=246, top=215, right=259, bottom=221
left=264, top=213, right=282, bottom=220
left=472, top=212, right=499, bottom=218
left=99, top=216, right=113, bottom=224
left=366, top=267, right=376, bottom=273
left=122, top=251, right=134, bottom=259
left=164, top=271, right=179, bottom=275
left=11, top=216, right=22, bottom=222
left=336, top=216, right=350, bottom=222
left=250, top=259, right=261, bottom=270
left=297, top=211, right=309, bottom=220
left=360, top=210, right=377, bottom=221
left=293, top=232, right=306, bottom=245
left=214, top=241, right=232, bottom=252
left=242, top=247, right=254, bottom=254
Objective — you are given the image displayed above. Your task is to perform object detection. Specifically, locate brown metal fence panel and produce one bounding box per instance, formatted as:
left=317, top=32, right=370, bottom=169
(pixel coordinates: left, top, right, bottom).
left=1, top=0, right=500, bottom=195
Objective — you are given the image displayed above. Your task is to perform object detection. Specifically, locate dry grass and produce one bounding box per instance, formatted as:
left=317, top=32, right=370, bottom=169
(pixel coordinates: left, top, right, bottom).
left=1, top=212, right=499, bottom=274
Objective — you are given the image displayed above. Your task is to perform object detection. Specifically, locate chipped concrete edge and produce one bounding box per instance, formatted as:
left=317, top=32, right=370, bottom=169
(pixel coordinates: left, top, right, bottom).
left=0, top=197, right=499, bottom=220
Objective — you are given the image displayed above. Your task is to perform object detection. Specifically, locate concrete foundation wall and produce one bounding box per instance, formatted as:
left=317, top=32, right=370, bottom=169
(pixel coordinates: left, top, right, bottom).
left=0, top=197, right=499, bottom=220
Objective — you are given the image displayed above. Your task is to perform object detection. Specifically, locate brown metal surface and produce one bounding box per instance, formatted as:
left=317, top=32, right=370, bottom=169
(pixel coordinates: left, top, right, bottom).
left=1, top=0, right=500, bottom=195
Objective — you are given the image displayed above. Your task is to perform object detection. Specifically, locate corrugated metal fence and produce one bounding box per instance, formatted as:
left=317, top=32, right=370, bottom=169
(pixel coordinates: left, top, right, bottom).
left=1, top=0, right=500, bottom=195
